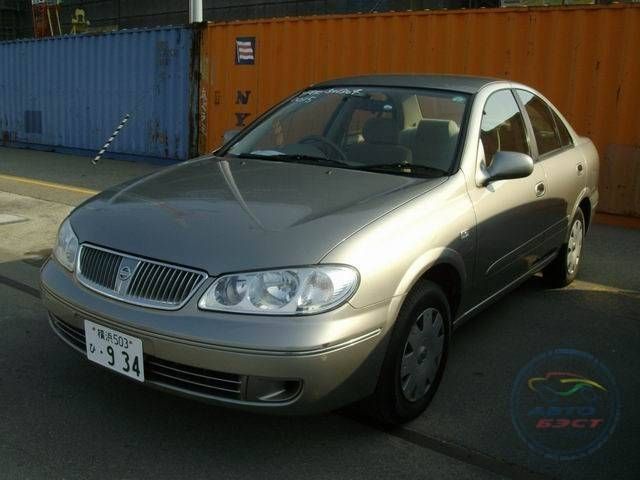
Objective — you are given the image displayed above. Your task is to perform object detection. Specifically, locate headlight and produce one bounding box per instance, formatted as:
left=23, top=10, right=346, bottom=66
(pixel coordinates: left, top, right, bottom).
left=199, top=266, right=359, bottom=315
left=53, top=218, right=79, bottom=271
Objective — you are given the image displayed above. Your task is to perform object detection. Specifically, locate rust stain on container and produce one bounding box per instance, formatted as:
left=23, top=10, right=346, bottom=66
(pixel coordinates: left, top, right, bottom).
left=200, top=4, right=640, bottom=216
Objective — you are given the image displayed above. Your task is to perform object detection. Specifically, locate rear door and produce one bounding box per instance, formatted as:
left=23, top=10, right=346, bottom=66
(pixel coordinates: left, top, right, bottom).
left=515, top=90, right=585, bottom=250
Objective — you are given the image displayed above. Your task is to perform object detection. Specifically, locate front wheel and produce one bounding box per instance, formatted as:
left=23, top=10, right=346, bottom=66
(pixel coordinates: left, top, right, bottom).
left=543, top=208, right=585, bottom=288
left=364, top=280, right=451, bottom=425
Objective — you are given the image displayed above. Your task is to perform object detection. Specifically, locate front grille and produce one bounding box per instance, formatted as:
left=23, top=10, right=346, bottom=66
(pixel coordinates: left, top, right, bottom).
left=79, top=247, right=121, bottom=290
left=77, top=244, right=207, bottom=310
left=49, top=315, right=243, bottom=400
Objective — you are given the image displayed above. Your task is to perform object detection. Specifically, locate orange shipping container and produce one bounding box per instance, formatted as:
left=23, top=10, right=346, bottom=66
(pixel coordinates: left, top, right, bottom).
left=199, top=4, right=640, bottom=216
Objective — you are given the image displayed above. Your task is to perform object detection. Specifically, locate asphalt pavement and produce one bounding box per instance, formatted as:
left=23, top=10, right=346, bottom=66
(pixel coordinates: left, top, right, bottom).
left=0, top=147, right=638, bottom=479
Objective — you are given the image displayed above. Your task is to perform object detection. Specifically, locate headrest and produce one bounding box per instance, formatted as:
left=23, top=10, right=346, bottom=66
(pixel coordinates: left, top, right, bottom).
left=362, top=118, right=400, bottom=144
left=416, top=119, right=460, bottom=143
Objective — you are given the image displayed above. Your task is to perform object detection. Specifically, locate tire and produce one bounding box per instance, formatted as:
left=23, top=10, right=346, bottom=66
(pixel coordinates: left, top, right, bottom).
left=543, top=208, right=586, bottom=288
left=364, top=280, right=451, bottom=425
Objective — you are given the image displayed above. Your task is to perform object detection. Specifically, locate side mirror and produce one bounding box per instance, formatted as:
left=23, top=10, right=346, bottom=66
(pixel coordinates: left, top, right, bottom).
left=223, top=129, right=241, bottom=144
left=482, top=151, right=534, bottom=186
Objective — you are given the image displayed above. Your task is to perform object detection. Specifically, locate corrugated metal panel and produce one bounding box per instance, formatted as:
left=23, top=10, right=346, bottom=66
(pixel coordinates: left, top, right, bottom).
left=0, top=26, right=198, bottom=162
left=200, top=4, right=640, bottom=216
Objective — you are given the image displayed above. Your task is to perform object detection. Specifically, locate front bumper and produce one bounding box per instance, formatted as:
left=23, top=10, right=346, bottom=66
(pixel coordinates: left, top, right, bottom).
left=40, top=258, right=396, bottom=414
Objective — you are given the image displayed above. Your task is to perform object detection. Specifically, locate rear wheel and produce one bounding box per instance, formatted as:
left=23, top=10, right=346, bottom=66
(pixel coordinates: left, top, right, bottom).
left=543, top=208, right=585, bottom=288
left=365, top=280, right=451, bottom=425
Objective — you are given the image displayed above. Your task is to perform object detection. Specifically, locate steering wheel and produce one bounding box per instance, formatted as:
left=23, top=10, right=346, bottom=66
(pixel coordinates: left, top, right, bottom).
left=299, top=135, right=348, bottom=162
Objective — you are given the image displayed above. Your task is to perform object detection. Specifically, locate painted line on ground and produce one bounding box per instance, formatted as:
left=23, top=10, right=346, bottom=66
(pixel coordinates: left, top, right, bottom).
left=0, top=274, right=40, bottom=299
left=386, top=426, right=552, bottom=480
left=342, top=412, right=553, bottom=479
left=0, top=174, right=99, bottom=195
left=0, top=214, right=28, bottom=225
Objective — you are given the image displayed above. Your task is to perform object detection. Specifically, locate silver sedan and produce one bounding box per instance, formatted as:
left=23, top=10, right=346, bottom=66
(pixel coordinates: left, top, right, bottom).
left=41, top=75, right=599, bottom=424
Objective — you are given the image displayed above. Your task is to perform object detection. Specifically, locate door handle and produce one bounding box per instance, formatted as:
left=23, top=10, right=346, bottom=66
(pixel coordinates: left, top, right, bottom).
left=535, top=181, right=546, bottom=197
left=577, top=163, right=584, bottom=175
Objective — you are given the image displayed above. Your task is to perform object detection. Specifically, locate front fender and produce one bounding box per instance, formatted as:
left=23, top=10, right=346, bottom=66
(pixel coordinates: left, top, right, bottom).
left=392, top=247, right=467, bottom=299
left=321, top=173, right=475, bottom=311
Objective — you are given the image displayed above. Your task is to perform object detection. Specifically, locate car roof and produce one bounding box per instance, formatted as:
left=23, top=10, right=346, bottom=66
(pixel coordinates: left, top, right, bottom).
left=313, top=74, right=501, bottom=94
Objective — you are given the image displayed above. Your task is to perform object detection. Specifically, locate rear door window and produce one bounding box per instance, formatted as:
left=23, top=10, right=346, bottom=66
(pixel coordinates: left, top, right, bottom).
left=516, top=90, right=562, bottom=156
left=551, top=109, right=573, bottom=147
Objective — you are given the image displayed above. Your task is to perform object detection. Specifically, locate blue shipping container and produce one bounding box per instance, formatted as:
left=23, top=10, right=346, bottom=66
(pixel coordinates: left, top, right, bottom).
left=0, top=26, right=198, bottom=163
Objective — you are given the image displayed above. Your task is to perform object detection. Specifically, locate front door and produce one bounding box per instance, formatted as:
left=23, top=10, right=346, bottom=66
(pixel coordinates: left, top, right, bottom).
left=467, top=89, right=549, bottom=298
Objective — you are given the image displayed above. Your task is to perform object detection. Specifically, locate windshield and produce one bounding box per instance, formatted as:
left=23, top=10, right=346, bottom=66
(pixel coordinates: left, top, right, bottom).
left=224, top=86, right=469, bottom=177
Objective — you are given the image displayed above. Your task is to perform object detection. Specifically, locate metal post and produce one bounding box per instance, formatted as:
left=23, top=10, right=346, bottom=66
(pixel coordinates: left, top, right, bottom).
left=189, top=0, right=202, bottom=23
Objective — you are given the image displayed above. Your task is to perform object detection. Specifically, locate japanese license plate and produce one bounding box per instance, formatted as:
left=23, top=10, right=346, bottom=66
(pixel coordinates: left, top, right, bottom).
left=84, top=319, right=144, bottom=382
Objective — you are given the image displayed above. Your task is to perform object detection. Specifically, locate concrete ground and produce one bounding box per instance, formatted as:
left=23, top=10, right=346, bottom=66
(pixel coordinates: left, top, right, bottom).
left=0, top=147, right=638, bottom=479
left=0, top=147, right=160, bottom=206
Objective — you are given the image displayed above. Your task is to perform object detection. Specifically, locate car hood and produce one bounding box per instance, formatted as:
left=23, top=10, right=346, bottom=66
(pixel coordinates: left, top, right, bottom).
left=70, top=156, right=445, bottom=274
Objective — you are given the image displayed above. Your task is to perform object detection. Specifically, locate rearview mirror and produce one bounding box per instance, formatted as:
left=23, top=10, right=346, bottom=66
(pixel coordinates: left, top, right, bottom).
left=223, top=129, right=241, bottom=144
left=482, top=151, right=534, bottom=186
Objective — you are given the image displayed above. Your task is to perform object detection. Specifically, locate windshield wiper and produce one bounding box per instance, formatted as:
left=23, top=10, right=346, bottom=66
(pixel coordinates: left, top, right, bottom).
left=227, top=152, right=280, bottom=161
left=232, top=152, right=349, bottom=167
left=356, top=163, right=448, bottom=177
